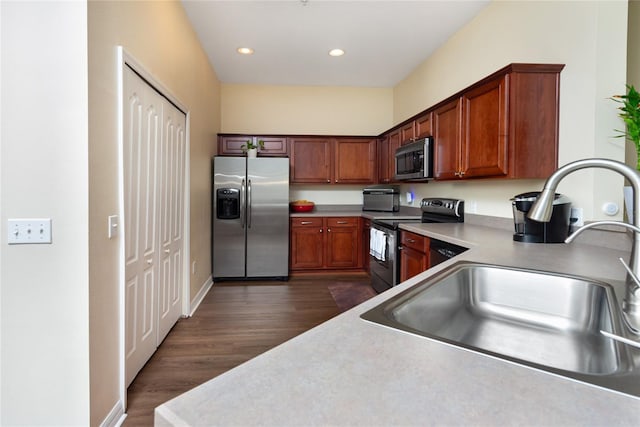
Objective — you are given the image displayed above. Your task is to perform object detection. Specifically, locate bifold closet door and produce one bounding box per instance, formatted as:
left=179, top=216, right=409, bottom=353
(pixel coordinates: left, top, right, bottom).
left=123, top=66, right=186, bottom=387
left=157, top=101, right=185, bottom=343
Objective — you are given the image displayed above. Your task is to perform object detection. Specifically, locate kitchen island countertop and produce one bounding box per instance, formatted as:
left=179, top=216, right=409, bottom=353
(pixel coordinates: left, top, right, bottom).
left=156, top=221, right=640, bottom=426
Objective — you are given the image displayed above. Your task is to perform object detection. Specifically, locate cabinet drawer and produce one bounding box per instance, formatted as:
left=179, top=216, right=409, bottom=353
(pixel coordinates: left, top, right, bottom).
left=401, top=231, right=429, bottom=253
left=290, top=217, right=323, bottom=227
left=326, top=217, right=358, bottom=227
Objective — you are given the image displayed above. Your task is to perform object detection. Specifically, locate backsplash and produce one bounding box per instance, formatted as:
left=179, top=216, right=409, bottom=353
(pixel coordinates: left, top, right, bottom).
left=289, top=185, right=364, bottom=204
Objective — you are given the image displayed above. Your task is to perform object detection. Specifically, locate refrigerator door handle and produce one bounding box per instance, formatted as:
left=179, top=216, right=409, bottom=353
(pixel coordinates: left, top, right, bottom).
left=247, top=179, right=252, bottom=228
left=240, top=179, right=246, bottom=229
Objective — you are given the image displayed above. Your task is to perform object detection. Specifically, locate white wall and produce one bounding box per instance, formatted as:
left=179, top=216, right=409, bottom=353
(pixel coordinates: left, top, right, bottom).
left=394, top=0, right=628, bottom=220
left=1, top=1, right=90, bottom=424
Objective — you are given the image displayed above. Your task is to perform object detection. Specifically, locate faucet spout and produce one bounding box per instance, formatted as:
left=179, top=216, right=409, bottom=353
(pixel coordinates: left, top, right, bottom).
left=529, top=158, right=640, bottom=333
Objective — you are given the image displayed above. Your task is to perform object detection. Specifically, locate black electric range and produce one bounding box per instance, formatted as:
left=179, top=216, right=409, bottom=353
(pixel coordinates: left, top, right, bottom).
left=370, top=198, right=465, bottom=293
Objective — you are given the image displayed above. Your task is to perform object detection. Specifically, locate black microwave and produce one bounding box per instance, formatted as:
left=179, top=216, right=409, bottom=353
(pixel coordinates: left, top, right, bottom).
left=394, top=137, right=434, bottom=181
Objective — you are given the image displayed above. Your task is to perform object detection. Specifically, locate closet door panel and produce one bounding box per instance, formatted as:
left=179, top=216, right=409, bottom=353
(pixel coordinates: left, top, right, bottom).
left=158, top=101, right=186, bottom=343
left=124, top=67, right=161, bottom=387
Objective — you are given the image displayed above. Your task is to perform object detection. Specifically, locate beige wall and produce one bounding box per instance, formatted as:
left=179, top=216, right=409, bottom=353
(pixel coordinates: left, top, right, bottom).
left=394, top=0, right=628, bottom=220
left=221, top=84, right=393, bottom=135
left=88, top=0, right=220, bottom=425
left=1, top=1, right=90, bottom=424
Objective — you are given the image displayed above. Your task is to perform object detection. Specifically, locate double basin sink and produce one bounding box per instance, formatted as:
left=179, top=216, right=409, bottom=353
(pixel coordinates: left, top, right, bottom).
left=361, top=262, right=640, bottom=398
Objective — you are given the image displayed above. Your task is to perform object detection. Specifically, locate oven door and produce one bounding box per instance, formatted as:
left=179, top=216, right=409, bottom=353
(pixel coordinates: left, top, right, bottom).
left=370, top=225, right=397, bottom=293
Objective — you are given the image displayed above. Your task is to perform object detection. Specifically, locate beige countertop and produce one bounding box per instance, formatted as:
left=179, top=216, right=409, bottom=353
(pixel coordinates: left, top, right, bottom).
left=289, top=204, right=423, bottom=220
left=156, top=221, right=640, bottom=426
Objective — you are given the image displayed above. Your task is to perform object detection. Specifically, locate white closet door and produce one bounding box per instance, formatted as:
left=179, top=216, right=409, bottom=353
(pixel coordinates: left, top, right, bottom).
left=157, top=100, right=186, bottom=343
left=124, top=66, right=161, bottom=386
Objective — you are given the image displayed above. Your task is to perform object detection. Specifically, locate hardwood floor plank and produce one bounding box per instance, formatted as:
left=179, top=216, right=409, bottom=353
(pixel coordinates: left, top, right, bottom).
left=124, top=274, right=371, bottom=426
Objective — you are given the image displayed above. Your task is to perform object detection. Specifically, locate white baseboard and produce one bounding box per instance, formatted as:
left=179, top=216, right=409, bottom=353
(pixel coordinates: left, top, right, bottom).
left=189, top=275, right=213, bottom=316
left=101, top=400, right=126, bottom=427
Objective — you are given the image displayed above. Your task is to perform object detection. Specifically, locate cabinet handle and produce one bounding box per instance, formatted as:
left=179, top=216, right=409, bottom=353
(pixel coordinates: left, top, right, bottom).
left=458, top=171, right=465, bottom=177
left=407, top=239, right=416, bottom=243
left=337, top=221, right=348, bottom=224
left=164, top=249, right=170, bottom=254
left=327, top=179, right=330, bottom=183
left=301, top=221, right=313, bottom=225
left=146, top=259, right=153, bottom=265
left=328, top=228, right=331, bottom=233
left=319, top=229, right=323, bottom=233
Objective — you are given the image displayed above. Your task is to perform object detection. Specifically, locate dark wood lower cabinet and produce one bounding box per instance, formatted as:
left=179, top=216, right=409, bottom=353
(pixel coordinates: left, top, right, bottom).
left=399, top=231, right=430, bottom=282
left=290, top=216, right=361, bottom=272
left=325, top=217, right=360, bottom=268
left=290, top=218, right=324, bottom=270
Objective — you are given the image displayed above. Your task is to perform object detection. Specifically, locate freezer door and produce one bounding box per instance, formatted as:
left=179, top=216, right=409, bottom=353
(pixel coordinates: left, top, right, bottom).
left=246, top=157, right=290, bottom=277
left=213, top=157, right=246, bottom=278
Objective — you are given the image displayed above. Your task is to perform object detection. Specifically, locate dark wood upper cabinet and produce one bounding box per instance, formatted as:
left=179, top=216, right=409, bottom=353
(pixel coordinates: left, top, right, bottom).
left=290, top=137, right=377, bottom=184
left=433, top=98, right=462, bottom=180
left=218, top=135, right=288, bottom=157
left=414, top=112, right=433, bottom=139
left=400, top=121, right=416, bottom=145
left=334, top=138, right=377, bottom=184
left=433, top=63, right=563, bottom=180
left=289, top=137, right=332, bottom=183
left=378, top=130, right=401, bottom=183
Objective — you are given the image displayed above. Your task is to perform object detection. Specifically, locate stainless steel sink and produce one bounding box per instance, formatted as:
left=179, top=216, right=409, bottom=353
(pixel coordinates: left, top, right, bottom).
left=362, top=262, right=640, bottom=397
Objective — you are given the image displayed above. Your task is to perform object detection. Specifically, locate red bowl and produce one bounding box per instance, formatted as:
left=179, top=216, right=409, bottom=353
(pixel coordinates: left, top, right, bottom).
left=290, top=204, right=314, bottom=212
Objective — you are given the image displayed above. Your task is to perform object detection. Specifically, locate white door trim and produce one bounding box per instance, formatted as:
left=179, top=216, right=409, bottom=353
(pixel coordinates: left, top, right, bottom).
left=116, top=46, right=191, bottom=410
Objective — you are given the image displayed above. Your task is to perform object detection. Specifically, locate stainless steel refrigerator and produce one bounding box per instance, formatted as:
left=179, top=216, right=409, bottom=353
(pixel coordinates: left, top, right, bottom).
left=212, top=156, right=290, bottom=280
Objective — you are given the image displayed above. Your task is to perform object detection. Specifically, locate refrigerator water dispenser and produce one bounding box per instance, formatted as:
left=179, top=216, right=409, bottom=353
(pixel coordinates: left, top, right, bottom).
left=216, top=188, right=240, bottom=219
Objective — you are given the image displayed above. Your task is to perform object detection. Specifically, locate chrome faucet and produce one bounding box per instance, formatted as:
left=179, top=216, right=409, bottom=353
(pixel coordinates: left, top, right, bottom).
left=528, top=158, right=640, bottom=333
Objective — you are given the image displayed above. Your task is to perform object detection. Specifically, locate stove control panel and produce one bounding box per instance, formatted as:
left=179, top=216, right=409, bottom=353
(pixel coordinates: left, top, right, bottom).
left=420, top=198, right=464, bottom=221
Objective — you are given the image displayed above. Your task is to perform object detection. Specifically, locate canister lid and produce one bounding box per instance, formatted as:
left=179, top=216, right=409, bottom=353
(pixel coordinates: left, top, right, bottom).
left=511, top=191, right=571, bottom=205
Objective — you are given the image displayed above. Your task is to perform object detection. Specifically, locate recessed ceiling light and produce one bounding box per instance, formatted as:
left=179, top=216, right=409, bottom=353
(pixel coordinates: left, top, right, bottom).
left=328, top=48, right=345, bottom=57
left=237, top=47, right=254, bottom=55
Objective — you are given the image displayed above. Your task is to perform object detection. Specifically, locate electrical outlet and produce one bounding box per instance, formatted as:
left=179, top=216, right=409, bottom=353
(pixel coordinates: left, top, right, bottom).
left=570, top=207, right=584, bottom=227
left=7, top=218, right=52, bottom=244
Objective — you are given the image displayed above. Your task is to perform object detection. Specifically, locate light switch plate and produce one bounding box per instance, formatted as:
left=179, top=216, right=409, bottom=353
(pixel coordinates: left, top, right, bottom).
left=8, top=218, right=52, bottom=244
left=108, top=215, right=119, bottom=239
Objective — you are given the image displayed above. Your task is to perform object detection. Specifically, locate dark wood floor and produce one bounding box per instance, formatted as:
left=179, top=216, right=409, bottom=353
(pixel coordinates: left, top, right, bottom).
left=124, top=274, right=371, bottom=426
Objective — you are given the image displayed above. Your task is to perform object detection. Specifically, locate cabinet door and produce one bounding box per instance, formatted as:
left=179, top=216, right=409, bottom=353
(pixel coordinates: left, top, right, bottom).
left=400, top=122, right=415, bottom=145
left=290, top=137, right=332, bottom=183
left=290, top=218, right=324, bottom=270
left=434, top=98, right=462, bottom=180
left=378, top=137, right=391, bottom=183
left=255, top=136, right=288, bottom=157
left=218, top=135, right=252, bottom=156
left=325, top=217, right=360, bottom=268
left=414, top=112, right=433, bottom=138
left=461, top=75, right=508, bottom=178
left=388, top=130, right=401, bottom=182
left=400, top=246, right=428, bottom=282
left=334, top=138, right=377, bottom=184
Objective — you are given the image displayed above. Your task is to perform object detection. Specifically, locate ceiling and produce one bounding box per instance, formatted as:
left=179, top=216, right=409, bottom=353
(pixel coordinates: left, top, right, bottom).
left=181, top=0, right=490, bottom=88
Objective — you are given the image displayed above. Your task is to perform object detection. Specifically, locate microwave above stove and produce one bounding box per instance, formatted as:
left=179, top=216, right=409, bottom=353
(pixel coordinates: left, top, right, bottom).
left=394, top=137, right=434, bottom=181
